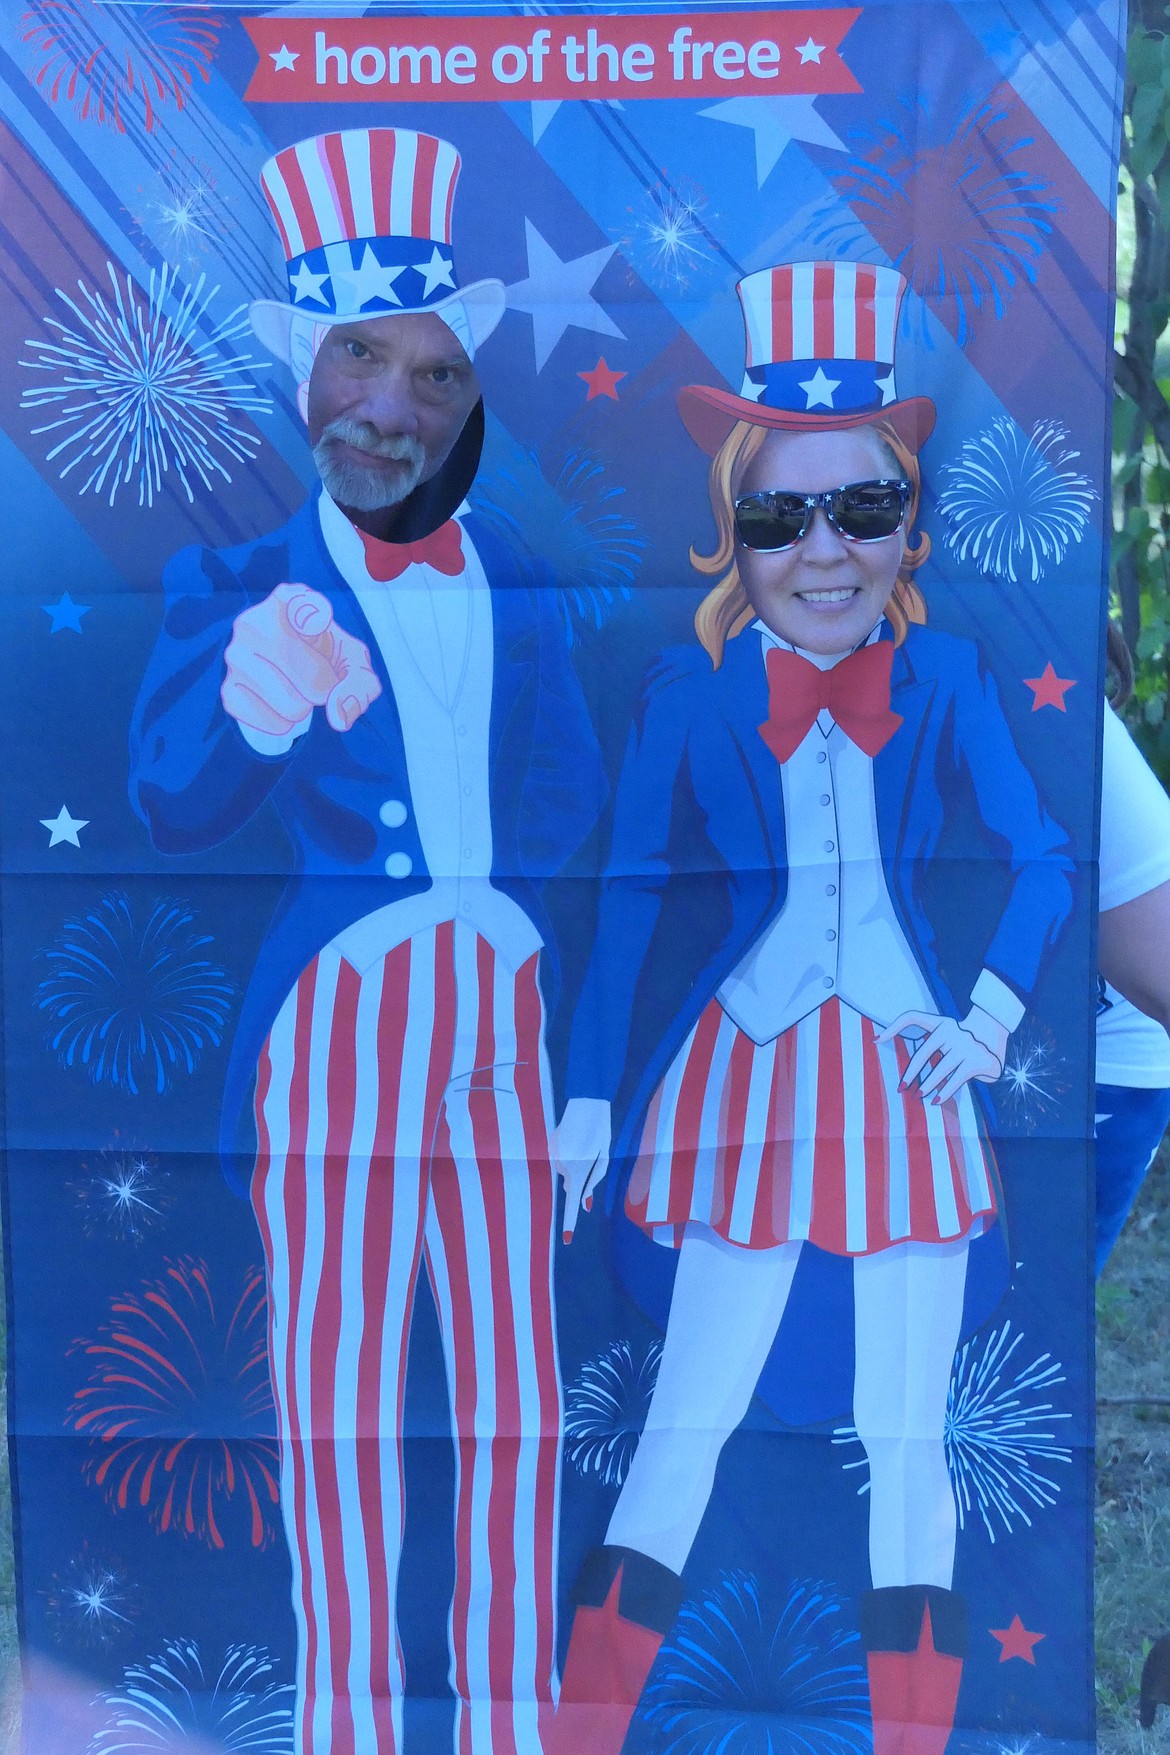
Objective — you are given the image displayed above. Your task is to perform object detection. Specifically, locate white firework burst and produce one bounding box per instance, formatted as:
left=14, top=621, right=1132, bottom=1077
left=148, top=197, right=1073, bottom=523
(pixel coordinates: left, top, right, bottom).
left=832, top=1322, right=1071, bottom=1541
left=618, top=177, right=715, bottom=291
left=148, top=177, right=216, bottom=263
left=996, top=1023, right=1068, bottom=1131
left=20, top=262, right=271, bottom=509
left=90, top=1640, right=293, bottom=1753
left=72, top=1148, right=172, bottom=1242
left=938, top=416, right=1096, bottom=584
left=564, top=1338, right=663, bottom=1487
left=44, top=1552, right=135, bottom=1646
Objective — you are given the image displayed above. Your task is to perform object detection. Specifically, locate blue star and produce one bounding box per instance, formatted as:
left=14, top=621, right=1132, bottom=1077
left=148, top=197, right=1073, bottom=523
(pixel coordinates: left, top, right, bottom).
left=42, top=593, right=90, bottom=634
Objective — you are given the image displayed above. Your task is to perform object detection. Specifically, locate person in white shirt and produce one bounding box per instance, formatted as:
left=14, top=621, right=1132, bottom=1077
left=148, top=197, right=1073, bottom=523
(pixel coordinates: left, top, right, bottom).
left=547, top=261, right=1073, bottom=1755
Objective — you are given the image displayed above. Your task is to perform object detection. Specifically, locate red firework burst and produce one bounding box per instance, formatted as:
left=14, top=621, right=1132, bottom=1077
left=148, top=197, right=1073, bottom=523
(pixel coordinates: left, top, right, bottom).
left=20, top=0, right=221, bottom=134
left=69, top=1257, right=280, bottom=1550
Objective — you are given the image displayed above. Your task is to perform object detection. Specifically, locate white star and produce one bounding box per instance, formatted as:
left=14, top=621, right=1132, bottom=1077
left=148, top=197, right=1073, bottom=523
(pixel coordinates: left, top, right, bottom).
left=796, top=36, right=825, bottom=62
left=290, top=260, right=330, bottom=305
left=269, top=43, right=299, bottom=71
left=701, top=96, right=846, bottom=184
left=40, top=806, right=88, bottom=847
left=798, top=366, right=841, bottom=409
left=1095, top=1111, right=1113, bottom=1130
left=333, top=245, right=406, bottom=311
left=417, top=247, right=455, bottom=298
left=506, top=220, right=624, bottom=372
left=876, top=371, right=897, bottom=406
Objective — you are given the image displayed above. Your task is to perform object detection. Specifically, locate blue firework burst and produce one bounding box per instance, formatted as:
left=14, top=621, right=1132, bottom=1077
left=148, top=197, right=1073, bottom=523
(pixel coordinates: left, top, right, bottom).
left=89, top=1640, right=293, bottom=1753
left=832, top=1322, right=1071, bottom=1542
left=470, top=448, right=643, bottom=643
left=564, top=1338, right=663, bottom=1488
left=938, top=417, right=1096, bottom=583
left=20, top=262, right=270, bottom=509
left=640, top=1573, right=869, bottom=1755
left=36, top=893, right=235, bottom=1095
left=836, top=96, right=1057, bottom=345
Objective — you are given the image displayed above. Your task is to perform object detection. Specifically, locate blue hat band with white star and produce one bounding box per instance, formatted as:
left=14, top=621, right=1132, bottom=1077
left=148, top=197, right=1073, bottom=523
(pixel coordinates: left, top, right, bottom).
left=287, top=234, right=458, bottom=320
left=748, top=359, right=897, bottom=416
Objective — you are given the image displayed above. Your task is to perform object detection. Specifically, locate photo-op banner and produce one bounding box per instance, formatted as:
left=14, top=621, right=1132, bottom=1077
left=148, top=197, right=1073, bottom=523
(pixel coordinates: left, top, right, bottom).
left=0, top=0, right=1119, bottom=1749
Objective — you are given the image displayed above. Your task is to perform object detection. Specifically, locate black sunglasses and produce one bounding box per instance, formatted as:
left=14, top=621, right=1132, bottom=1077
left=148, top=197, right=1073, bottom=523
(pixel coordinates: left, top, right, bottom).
left=733, top=478, right=911, bottom=552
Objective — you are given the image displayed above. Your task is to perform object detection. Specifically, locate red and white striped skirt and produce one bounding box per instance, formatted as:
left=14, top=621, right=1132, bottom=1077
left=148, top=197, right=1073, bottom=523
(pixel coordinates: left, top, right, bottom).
left=626, top=997, right=998, bottom=1257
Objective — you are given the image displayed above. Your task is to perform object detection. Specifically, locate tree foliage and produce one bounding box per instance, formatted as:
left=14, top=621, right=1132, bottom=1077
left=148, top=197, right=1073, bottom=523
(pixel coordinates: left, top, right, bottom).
left=1116, top=3, right=1170, bottom=779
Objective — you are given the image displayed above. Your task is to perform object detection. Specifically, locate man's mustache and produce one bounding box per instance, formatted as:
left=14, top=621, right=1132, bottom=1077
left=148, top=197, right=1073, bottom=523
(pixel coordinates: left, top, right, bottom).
left=315, top=420, right=427, bottom=466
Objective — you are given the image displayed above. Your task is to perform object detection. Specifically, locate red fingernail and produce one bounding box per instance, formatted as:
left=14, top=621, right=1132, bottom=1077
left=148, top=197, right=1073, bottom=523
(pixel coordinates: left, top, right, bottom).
left=584, top=1196, right=593, bottom=1212
left=562, top=1231, right=572, bottom=1245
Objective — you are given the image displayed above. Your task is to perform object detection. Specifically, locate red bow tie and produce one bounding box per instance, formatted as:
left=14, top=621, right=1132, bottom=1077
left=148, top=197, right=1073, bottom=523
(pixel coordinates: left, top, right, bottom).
left=758, top=642, right=903, bottom=764
left=359, top=520, right=465, bottom=583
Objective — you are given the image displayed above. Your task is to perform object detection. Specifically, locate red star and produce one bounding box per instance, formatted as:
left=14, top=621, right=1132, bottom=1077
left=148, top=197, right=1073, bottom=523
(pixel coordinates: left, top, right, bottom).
left=1023, top=662, right=1076, bottom=712
left=577, top=357, right=626, bottom=401
left=990, top=1614, right=1045, bottom=1664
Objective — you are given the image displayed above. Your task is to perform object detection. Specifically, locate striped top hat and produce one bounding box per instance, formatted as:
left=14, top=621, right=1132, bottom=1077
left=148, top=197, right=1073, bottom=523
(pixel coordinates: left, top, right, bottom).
left=249, top=128, right=505, bottom=367
left=679, top=261, right=935, bottom=455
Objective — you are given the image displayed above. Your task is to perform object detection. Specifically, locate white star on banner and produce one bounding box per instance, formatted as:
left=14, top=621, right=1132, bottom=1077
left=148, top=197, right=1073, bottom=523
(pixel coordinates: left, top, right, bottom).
left=333, top=245, right=405, bottom=310
left=796, top=37, right=825, bottom=62
left=700, top=97, right=846, bottom=184
left=290, top=261, right=330, bottom=305
left=269, top=44, right=299, bottom=71
left=506, top=221, right=624, bottom=372
left=798, top=366, right=841, bottom=409
left=40, top=806, right=88, bottom=847
left=417, top=247, right=456, bottom=297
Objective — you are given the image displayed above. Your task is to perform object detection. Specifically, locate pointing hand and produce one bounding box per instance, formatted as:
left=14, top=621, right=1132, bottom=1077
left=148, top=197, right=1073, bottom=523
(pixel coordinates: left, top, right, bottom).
left=222, top=582, right=381, bottom=737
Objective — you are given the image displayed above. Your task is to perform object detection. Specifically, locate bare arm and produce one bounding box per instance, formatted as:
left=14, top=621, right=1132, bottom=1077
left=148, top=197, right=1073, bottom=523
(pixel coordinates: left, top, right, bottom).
left=1100, top=879, right=1170, bottom=1032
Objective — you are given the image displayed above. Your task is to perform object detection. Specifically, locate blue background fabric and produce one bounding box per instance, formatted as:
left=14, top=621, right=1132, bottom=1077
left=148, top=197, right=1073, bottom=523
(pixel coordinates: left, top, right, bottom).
left=0, top=0, right=1118, bottom=1748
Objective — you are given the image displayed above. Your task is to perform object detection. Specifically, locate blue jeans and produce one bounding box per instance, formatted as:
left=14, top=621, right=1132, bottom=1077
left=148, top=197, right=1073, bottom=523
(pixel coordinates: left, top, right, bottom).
left=1095, top=1082, right=1170, bottom=1275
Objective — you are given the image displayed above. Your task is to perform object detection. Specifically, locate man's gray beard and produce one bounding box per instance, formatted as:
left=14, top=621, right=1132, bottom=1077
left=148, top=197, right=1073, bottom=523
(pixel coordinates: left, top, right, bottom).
left=313, top=421, right=428, bottom=512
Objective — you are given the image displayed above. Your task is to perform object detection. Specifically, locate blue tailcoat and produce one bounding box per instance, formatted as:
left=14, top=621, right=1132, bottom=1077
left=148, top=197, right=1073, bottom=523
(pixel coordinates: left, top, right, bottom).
left=565, top=621, right=1076, bottom=1193
left=129, top=498, right=604, bottom=1189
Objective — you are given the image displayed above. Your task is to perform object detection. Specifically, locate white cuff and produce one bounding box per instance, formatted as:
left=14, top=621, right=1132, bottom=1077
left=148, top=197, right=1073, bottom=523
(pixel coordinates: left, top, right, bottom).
left=970, top=969, right=1025, bottom=1033
left=238, top=715, right=313, bottom=758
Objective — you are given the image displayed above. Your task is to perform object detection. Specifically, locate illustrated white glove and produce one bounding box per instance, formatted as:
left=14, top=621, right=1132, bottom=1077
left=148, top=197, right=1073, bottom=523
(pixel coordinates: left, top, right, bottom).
left=551, top=1097, right=612, bottom=1242
left=875, top=1005, right=1009, bottom=1106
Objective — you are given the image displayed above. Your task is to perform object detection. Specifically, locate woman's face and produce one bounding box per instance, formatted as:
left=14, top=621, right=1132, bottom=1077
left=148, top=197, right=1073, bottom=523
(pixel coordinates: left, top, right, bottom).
left=735, top=426, right=907, bottom=655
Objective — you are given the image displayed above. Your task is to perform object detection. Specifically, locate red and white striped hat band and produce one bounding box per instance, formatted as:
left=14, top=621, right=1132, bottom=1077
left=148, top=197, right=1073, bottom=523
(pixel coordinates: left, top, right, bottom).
left=249, top=128, right=506, bottom=367
left=677, top=259, right=936, bottom=454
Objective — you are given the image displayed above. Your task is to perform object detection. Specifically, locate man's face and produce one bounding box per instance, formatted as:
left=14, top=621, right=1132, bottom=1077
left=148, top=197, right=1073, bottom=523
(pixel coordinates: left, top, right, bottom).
left=306, top=311, right=480, bottom=516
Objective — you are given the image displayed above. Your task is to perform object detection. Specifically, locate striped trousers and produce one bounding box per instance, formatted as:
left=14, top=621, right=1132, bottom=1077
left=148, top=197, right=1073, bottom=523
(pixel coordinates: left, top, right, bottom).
left=252, top=922, right=560, bottom=1755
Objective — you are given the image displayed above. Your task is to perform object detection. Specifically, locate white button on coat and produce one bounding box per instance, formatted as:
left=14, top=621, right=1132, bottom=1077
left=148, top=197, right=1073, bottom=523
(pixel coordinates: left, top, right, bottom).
left=385, top=853, right=413, bottom=879
left=379, top=799, right=408, bottom=827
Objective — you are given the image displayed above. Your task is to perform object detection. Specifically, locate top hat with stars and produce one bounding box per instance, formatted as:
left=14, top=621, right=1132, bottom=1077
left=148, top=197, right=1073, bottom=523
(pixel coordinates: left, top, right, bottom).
left=678, top=260, right=935, bottom=455
left=249, top=127, right=505, bottom=366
